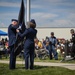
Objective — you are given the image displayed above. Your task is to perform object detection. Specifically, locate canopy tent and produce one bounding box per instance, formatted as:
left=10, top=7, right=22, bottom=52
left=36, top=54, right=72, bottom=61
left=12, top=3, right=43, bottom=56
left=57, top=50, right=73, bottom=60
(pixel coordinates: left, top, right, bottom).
left=0, top=30, right=7, bottom=36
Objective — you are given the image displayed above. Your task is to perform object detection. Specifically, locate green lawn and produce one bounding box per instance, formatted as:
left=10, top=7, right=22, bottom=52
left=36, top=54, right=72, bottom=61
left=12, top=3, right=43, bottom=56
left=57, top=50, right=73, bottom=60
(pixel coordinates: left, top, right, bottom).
left=0, top=55, right=75, bottom=63
left=0, top=63, right=75, bottom=75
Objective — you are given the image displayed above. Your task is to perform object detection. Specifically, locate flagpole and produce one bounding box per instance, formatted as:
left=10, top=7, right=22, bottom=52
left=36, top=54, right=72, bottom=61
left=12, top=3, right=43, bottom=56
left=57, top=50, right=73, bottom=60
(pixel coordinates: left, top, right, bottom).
left=27, top=0, right=30, bottom=28
left=27, top=0, right=31, bottom=68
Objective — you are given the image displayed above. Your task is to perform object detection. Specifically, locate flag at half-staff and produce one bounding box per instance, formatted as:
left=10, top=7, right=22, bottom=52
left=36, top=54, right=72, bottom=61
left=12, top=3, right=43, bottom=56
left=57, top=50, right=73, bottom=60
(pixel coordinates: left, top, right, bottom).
left=14, top=0, right=26, bottom=56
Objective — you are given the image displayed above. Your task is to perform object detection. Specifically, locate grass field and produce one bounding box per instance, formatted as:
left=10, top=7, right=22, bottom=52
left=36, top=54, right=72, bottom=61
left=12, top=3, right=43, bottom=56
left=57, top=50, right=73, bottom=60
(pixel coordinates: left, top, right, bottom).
left=0, top=55, right=75, bottom=63
left=0, top=56, right=75, bottom=75
left=0, top=63, right=75, bottom=75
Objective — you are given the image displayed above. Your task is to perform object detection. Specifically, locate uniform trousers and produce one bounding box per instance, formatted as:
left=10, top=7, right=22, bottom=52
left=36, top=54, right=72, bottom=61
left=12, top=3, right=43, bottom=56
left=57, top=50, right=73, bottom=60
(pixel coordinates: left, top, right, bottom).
left=71, top=44, right=75, bottom=58
left=9, top=45, right=16, bottom=69
left=24, top=43, right=34, bottom=69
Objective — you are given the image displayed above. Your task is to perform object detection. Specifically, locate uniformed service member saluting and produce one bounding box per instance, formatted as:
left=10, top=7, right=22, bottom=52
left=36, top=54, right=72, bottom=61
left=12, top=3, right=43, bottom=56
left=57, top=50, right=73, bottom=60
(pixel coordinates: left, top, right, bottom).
left=16, top=19, right=37, bottom=70
left=8, top=19, right=18, bottom=69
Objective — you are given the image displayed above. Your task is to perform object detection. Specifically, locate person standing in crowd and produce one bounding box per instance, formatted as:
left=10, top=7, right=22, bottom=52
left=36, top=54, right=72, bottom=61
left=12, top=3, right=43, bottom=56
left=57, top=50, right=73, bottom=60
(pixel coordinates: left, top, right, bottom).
left=16, top=19, right=37, bottom=70
left=8, top=19, right=18, bottom=69
left=70, top=29, right=75, bottom=59
left=49, top=32, right=58, bottom=60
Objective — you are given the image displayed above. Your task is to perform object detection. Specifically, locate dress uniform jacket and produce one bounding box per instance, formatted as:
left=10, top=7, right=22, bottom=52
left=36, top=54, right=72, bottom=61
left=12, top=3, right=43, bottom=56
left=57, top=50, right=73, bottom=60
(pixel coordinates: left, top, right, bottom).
left=8, top=24, right=18, bottom=46
left=71, top=34, right=75, bottom=58
left=18, top=28, right=37, bottom=47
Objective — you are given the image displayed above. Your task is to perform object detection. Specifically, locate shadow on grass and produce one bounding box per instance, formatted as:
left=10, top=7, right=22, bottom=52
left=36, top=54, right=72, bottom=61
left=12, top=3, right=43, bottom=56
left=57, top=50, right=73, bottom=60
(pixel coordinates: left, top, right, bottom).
left=34, top=66, right=48, bottom=70
left=0, top=63, right=48, bottom=70
left=16, top=65, right=49, bottom=70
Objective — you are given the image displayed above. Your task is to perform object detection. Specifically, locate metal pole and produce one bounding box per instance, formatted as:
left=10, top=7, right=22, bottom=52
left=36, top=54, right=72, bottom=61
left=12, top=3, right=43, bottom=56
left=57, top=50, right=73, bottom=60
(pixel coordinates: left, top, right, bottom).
left=27, top=0, right=30, bottom=28
left=27, top=0, right=30, bottom=68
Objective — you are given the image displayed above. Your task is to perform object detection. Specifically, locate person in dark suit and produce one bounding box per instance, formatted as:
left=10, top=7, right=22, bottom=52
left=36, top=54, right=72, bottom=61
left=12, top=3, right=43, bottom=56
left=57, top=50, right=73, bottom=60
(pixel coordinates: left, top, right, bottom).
left=8, top=19, right=18, bottom=69
left=70, top=29, right=75, bottom=59
left=16, top=19, right=37, bottom=70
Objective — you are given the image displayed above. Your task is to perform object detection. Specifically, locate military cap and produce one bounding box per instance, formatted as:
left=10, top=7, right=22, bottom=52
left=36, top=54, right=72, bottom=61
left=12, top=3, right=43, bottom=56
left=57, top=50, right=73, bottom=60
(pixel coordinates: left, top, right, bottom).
left=30, top=19, right=36, bottom=25
left=11, top=19, right=18, bottom=22
left=29, top=19, right=36, bottom=28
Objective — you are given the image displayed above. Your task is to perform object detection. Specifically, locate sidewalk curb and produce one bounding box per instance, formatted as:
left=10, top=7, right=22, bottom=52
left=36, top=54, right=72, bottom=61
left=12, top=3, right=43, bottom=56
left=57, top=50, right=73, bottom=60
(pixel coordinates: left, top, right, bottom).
left=0, top=60, right=75, bottom=70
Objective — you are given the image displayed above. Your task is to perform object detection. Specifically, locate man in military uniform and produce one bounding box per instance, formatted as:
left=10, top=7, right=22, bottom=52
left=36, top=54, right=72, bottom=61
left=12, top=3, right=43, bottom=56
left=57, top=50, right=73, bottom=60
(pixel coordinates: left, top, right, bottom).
left=70, top=29, right=75, bottom=59
left=8, top=19, right=18, bottom=69
left=49, top=32, right=58, bottom=60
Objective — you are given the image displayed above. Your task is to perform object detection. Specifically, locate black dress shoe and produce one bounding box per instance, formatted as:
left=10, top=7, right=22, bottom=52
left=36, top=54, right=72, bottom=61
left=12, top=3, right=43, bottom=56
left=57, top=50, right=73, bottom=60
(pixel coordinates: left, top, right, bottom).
left=10, top=68, right=15, bottom=70
left=30, top=68, right=34, bottom=70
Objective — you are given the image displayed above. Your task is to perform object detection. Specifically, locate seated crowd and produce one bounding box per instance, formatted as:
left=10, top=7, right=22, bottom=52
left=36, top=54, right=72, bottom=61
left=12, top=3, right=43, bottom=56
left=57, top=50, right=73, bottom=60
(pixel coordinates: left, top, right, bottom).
left=0, top=37, right=73, bottom=60
left=0, top=38, right=9, bottom=58
left=34, top=37, right=72, bottom=60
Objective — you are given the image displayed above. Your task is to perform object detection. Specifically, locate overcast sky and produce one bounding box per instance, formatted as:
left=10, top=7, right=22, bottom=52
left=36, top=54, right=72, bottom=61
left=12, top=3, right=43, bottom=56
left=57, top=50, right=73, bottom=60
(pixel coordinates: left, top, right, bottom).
left=0, top=0, right=75, bottom=27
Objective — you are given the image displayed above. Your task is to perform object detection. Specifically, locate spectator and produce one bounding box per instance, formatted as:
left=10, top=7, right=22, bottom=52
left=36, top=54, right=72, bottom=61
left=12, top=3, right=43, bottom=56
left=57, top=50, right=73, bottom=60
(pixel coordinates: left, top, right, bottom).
left=35, top=38, right=43, bottom=49
left=70, top=29, right=75, bottom=59
left=49, top=32, right=58, bottom=60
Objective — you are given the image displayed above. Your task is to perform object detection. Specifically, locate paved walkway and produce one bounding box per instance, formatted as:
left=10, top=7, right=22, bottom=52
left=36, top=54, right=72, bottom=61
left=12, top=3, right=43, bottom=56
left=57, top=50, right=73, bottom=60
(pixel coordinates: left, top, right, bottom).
left=0, top=60, right=75, bottom=70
